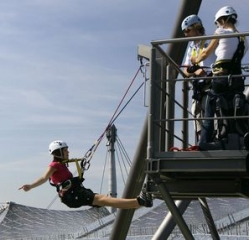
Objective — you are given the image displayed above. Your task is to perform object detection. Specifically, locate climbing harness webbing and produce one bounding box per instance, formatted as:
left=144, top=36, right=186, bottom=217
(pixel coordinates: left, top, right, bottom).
left=191, top=39, right=206, bottom=61
left=60, top=64, right=145, bottom=180
left=229, top=36, right=245, bottom=74
left=212, top=36, right=245, bottom=75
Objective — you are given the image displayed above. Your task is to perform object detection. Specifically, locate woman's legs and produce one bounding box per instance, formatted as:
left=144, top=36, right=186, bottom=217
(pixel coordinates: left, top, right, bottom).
left=92, top=194, right=139, bottom=209
left=92, top=191, right=153, bottom=209
left=198, top=94, right=215, bottom=148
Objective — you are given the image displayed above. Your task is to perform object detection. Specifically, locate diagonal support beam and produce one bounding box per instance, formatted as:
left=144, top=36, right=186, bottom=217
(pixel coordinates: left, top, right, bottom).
left=198, top=198, right=220, bottom=240
left=154, top=178, right=195, bottom=240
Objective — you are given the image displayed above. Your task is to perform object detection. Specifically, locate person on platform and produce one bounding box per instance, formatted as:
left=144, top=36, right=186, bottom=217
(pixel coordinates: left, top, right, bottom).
left=181, top=14, right=215, bottom=141
left=190, top=6, right=248, bottom=150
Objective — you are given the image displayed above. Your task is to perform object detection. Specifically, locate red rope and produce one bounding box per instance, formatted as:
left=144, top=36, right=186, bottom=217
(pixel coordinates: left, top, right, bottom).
left=82, top=66, right=142, bottom=166
left=169, top=145, right=199, bottom=152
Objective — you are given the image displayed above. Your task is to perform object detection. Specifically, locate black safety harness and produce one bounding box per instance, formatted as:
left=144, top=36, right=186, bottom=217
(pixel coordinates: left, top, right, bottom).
left=211, top=36, right=246, bottom=93
left=211, top=36, right=248, bottom=141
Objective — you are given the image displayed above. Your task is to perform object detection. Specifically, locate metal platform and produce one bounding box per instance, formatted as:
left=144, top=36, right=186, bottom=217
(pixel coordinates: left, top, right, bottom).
left=142, top=31, right=249, bottom=239
left=146, top=150, right=249, bottom=198
left=147, top=150, right=249, bottom=178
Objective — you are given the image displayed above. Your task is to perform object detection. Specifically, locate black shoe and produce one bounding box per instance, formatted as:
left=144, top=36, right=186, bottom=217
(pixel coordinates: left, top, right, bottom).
left=137, top=190, right=153, bottom=207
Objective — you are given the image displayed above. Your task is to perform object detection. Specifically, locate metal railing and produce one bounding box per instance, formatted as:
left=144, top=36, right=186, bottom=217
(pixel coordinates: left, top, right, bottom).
left=147, top=31, right=249, bottom=155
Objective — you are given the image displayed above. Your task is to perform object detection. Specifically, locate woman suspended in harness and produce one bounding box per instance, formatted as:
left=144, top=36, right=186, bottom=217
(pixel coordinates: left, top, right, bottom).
left=19, top=140, right=153, bottom=208
left=190, top=6, right=248, bottom=150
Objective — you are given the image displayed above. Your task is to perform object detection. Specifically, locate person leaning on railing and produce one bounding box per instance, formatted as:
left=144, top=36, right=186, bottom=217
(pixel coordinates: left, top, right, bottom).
left=190, top=6, right=248, bottom=150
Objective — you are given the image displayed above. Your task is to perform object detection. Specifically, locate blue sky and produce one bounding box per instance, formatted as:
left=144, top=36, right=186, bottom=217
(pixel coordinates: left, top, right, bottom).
left=0, top=0, right=249, bottom=210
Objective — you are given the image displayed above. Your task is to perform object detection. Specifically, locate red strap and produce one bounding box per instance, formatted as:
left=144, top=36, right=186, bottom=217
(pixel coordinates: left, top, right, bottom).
left=169, top=146, right=199, bottom=152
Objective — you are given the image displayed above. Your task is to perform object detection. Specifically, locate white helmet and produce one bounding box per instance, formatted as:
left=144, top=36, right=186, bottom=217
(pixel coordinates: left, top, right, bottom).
left=181, top=15, right=202, bottom=31
left=214, top=6, right=237, bottom=23
left=49, top=140, right=68, bottom=154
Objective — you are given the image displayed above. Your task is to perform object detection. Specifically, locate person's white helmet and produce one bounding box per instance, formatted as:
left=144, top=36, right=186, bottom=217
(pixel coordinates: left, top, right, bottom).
left=181, top=14, right=202, bottom=31
left=49, top=140, right=68, bottom=154
left=214, top=6, right=237, bottom=23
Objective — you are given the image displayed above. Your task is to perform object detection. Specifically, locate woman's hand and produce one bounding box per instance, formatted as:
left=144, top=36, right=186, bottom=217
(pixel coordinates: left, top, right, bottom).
left=190, top=56, right=199, bottom=65
left=19, top=184, right=32, bottom=192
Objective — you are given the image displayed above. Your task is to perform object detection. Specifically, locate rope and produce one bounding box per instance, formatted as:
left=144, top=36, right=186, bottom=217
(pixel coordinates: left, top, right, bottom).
left=64, top=65, right=143, bottom=173
left=169, top=145, right=199, bottom=152
left=79, top=64, right=144, bottom=174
